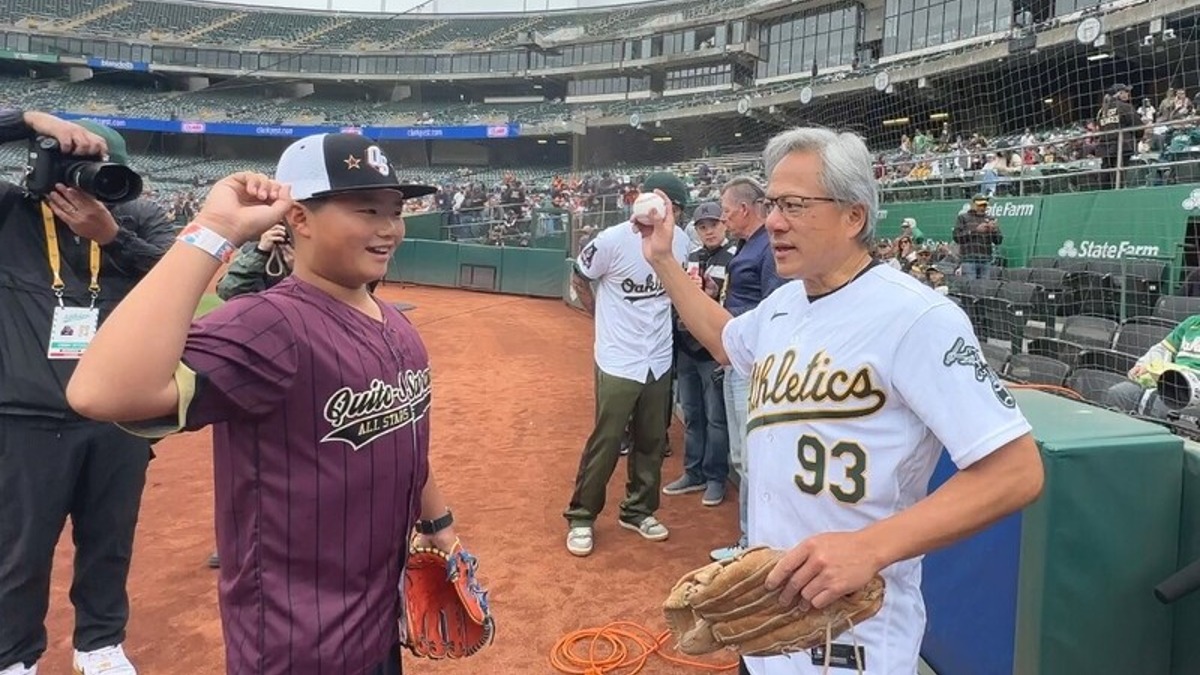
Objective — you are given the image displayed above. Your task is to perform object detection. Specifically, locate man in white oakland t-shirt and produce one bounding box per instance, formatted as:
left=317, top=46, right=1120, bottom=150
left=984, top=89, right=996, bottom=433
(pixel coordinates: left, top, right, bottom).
left=636, top=129, right=1045, bottom=674
left=563, top=172, right=690, bottom=557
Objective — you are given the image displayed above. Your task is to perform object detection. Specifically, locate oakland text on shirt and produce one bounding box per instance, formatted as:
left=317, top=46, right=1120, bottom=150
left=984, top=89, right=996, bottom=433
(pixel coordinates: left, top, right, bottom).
left=621, top=273, right=667, bottom=302
left=941, top=336, right=1016, bottom=409
left=321, top=367, right=433, bottom=450
left=746, top=348, right=886, bottom=431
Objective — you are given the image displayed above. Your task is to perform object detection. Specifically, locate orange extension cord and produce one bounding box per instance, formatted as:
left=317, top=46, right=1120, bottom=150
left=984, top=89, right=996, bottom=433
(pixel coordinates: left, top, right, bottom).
left=550, top=622, right=739, bottom=674
left=1008, top=382, right=1086, bottom=400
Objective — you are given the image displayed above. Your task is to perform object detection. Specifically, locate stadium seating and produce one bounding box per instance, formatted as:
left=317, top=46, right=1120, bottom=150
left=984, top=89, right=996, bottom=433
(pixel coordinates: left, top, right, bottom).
left=80, top=0, right=239, bottom=39
left=1027, top=315, right=1119, bottom=367
left=1065, top=368, right=1128, bottom=407
left=203, top=12, right=330, bottom=48
left=1006, top=353, right=1071, bottom=387
left=309, top=16, right=421, bottom=50
left=0, top=0, right=711, bottom=49
left=1154, top=295, right=1200, bottom=323
left=979, top=341, right=1013, bottom=373
left=5, top=0, right=86, bottom=23
left=1111, top=316, right=1174, bottom=356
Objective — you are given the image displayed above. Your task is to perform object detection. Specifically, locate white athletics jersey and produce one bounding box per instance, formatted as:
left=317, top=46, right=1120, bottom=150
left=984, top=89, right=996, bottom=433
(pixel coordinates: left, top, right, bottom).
left=722, top=263, right=1031, bottom=675
left=576, top=222, right=688, bottom=382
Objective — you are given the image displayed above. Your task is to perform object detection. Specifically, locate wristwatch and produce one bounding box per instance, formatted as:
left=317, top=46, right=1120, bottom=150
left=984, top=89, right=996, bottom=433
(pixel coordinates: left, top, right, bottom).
left=416, top=509, right=453, bottom=535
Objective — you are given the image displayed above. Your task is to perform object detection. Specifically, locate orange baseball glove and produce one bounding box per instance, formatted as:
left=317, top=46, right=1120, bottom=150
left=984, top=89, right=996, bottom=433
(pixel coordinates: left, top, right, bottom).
left=400, top=538, right=495, bottom=659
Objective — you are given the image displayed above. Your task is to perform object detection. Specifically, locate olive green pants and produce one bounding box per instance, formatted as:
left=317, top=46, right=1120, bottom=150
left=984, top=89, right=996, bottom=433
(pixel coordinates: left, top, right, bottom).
left=564, top=366, right=673, bottom=528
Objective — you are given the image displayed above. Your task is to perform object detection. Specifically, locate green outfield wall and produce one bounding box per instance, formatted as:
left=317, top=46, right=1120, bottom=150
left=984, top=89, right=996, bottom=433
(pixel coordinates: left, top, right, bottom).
left=384, top=239, right=563, bottom=298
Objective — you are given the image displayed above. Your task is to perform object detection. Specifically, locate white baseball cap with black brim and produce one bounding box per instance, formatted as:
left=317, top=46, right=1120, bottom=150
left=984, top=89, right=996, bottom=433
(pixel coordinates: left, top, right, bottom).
left=276, top=133, right=436, bottom=202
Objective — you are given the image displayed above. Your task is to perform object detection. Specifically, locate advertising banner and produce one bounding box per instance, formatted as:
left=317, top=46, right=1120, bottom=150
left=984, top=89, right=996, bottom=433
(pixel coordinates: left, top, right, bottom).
left=53, top=112, right=521, bottom=141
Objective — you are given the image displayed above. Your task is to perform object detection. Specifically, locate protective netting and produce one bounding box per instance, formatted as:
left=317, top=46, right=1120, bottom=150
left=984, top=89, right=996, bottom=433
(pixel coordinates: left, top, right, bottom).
left=5, top=0, right=1200, bottom=366
left=560, top=1, right=1200, bottom=424
left=568, top=0, right=1200, bottom=226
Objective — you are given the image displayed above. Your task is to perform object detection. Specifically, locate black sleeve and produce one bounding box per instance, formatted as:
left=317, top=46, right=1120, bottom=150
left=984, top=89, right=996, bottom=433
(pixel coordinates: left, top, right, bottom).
left=952, top=216, right=969, bottom=243
left=0, top=109, right=33, bottom=145
left=0, top=109, right=33, bottom=222
left=100, top=199, right=174, bottom=279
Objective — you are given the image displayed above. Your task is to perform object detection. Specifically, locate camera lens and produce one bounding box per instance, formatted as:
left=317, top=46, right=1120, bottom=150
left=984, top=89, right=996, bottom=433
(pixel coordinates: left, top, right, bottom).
left=66, top=162, right=143, bottom=203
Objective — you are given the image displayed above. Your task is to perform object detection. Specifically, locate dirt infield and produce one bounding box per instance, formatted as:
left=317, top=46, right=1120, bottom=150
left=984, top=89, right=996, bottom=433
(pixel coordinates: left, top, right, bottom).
left=42, top=283, right=742, bottom=674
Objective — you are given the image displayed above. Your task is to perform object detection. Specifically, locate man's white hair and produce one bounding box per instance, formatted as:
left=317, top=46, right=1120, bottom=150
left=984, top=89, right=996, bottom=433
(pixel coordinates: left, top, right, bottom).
left=762, top=127, right=879, bottom=246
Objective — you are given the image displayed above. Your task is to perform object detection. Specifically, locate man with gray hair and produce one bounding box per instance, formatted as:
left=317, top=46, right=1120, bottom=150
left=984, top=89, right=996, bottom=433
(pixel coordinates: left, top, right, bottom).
left=636, top=126, right=1044, bottom=674
left=707, top=175, right=786, bottom=563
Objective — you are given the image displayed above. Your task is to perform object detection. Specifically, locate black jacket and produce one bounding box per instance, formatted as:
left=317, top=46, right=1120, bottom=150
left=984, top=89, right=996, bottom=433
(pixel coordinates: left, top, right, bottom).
left=1097, top=98, right=1138, bottom=158
left=675, top=241, right=736, bottom=362
left=953, top=211, right=1003, bottom=262
left=0, top=114, right=174, bottom=417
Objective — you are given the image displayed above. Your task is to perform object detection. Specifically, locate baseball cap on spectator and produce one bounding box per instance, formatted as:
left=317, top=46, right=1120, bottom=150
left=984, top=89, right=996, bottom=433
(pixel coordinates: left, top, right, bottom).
left=75, top=120, right=130, bottom=165
left=692, top=201, right=722, bottom=226
left=642, top=172, right=690, bottom=209
left=276, top=133, right=436, bottom=202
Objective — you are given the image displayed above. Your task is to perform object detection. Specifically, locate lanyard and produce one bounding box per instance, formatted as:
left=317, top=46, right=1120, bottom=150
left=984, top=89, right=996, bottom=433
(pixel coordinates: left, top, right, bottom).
left=41, top=201, right=101, bottom=307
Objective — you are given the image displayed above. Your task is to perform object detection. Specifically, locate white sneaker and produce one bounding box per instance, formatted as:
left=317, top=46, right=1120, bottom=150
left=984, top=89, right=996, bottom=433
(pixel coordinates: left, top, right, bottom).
left=618, top=516, right=669, bottom=541
left=567, top=526, right=594, bottom=557
left=709, top=544, right=747, bottom=562
left=0, top=662, right=37, bottom=675
left=73, top=644, right=136, bottom=675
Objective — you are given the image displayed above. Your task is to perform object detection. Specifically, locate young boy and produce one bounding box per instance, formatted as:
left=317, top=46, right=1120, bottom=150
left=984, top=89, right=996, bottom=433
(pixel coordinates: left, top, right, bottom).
left=67, top=133, right=463, bottom=675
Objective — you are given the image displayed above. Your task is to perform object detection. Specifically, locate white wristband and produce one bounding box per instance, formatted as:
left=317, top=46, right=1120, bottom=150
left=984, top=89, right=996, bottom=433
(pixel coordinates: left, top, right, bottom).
left=177, top=222, right=237, bottom=264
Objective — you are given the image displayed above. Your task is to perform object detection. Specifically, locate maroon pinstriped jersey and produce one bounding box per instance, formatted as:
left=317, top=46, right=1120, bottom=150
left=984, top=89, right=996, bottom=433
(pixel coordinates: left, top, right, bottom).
left=180, top=277, right=430, bottom=675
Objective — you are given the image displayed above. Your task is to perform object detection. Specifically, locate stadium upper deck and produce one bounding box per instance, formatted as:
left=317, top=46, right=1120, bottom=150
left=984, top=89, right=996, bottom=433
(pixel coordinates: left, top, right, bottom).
left=1, top=0, right=749, bottom=50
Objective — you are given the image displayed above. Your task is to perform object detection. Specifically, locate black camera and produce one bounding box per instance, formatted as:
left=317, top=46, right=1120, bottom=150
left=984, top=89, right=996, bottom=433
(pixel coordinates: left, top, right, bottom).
left=25, top=135, right=143, bottom=204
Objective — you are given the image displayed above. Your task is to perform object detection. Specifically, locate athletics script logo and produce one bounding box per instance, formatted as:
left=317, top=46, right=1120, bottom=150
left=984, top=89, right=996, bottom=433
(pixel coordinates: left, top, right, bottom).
left=321, top=368, right=432, bottom=450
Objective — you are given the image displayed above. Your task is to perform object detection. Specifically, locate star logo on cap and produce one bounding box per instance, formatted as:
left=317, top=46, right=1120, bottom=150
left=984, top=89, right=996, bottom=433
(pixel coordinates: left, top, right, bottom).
left=344, top=154, right=362, bottom=170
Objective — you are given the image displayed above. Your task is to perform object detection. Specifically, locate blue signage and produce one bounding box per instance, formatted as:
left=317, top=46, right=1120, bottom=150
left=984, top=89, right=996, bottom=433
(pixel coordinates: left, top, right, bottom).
left=85, top=57, right=149, bottom=72
left=54, top=112, right=520, bottom=140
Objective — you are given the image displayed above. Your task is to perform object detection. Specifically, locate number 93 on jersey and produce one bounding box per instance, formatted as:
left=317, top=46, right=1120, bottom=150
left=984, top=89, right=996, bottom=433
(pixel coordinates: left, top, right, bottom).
left=792, top=434, right=867, bottom=505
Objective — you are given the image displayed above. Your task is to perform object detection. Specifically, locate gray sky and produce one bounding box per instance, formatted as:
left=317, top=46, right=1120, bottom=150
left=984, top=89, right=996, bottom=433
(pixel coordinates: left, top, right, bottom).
left=202, top=0, right=653, bottom=14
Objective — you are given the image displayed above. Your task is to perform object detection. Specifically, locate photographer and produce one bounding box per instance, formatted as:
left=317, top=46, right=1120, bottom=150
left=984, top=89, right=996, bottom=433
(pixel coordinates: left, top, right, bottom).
left=0, top=110, right=174, bottom=675
left=215, top=223, right=293, bottom=300
left=953, top=194, right=1003, bottom=279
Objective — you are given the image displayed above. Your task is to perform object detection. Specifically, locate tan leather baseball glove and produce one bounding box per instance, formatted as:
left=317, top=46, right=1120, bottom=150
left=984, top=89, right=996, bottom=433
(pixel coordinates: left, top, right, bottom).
left=663, top=546, right=885, bottom=657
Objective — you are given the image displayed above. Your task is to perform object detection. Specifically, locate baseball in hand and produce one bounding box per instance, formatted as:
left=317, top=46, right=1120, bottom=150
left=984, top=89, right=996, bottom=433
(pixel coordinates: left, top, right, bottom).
left=632, top=193, right=667, bottom=224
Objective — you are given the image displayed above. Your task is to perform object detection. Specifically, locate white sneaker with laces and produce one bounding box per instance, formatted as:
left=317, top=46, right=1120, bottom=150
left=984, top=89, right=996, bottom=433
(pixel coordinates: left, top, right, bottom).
left=567, top=526, right=594, bottom=557
left=73, top=644, right=136, bottom=675
left=0, top=662, right=37, bottom=675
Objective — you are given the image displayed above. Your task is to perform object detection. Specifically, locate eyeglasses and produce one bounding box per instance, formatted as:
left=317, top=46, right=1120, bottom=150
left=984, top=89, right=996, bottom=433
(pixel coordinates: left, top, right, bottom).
left=759, top=195, right=842, bottom=219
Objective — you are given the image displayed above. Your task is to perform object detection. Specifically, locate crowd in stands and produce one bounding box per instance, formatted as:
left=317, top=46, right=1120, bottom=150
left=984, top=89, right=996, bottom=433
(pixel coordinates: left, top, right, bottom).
left=881, top=85, right=1200, bottom=198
